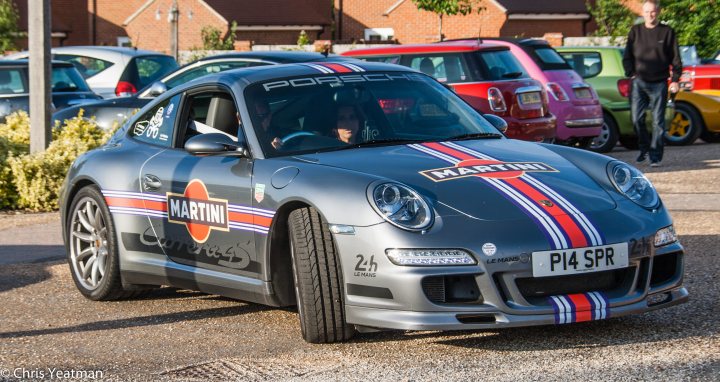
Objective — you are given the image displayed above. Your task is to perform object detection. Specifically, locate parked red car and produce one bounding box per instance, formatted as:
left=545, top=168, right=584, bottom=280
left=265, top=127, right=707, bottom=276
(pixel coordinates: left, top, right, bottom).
left=679, top=45, right=720, bottom=91
left=440, top=38, right=602, bottom=146
left=342, top=42, right=556, bottom=142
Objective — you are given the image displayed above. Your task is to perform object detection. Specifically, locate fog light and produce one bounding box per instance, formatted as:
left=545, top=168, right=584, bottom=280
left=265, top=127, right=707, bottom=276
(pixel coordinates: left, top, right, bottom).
left=385, top=249, right=476, bottom=266
left=654, top=225, right=677, bottom=247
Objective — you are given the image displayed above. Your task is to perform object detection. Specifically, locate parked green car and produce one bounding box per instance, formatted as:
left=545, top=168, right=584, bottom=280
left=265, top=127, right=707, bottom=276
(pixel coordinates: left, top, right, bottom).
left=557, top=47, right=676, bottom=152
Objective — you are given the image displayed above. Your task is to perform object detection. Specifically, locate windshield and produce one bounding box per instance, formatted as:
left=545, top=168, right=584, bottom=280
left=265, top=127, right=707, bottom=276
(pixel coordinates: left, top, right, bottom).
left=51, top=66, right=90, bottom=92
left=245, top=72, right=500, bottom=158
left=526, top=46, right=572, bottom=71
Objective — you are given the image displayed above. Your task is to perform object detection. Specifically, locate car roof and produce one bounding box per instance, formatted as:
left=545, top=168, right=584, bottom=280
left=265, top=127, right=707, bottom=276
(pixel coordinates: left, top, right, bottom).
left=343, top=42, right=508, bottom=56
left=441, top=37, right=552, bottom=48
left=198, top=51, right=359, bottom=63
left=555, top=46, right=622, bottom=51
left=170, top=61, right=418, bottom=93
left=0, top=59, right=75, bottom=67
left=50, top=46, right=171, bottom=57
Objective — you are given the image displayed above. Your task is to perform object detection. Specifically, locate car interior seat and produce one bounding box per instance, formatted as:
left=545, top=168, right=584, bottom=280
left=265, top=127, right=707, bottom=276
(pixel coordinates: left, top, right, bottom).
left=206, top=94, right=239, bottom=139
left=444, top=57, right=462, bottom=83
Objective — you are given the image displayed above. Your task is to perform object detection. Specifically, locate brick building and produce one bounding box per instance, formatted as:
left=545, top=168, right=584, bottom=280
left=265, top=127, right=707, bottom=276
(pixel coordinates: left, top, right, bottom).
left=14, top=0, right=332, bottom=53
left=335, top=0, right=597, bottom=44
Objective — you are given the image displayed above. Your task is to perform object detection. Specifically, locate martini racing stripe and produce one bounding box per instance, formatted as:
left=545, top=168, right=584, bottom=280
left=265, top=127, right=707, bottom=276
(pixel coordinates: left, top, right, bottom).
left=442, top=141, right=603, bottom=246
left=102, top=189, right=275, bottom=235
left=300, top=63, right=334, bottom=74
left=414, top=142, right=572, bottom=249
left=549, top=292, right=609, bottom=324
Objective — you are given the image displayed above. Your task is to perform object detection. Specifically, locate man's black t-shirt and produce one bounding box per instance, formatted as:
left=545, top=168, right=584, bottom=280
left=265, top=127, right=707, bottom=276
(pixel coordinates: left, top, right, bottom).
left=623, top=23, right=682, bottom=83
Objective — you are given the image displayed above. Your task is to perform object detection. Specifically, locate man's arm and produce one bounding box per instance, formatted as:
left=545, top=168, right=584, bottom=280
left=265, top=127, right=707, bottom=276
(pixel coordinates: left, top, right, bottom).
left=669, top=28, right=682, bottom=83
left=622, top=27, right=636, bottom=78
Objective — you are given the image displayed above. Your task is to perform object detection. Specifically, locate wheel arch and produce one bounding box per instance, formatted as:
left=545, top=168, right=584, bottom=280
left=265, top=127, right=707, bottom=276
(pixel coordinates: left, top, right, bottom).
left=62, top=176, right=101, bottom=241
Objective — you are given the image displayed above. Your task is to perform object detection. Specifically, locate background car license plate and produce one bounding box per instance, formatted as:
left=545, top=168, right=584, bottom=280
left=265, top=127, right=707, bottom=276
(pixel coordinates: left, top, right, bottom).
left=573, top=88, right=592, bottom=99
left=519, top=92, right=541, bottom=105
left=532, top=243, right=628, bottom=277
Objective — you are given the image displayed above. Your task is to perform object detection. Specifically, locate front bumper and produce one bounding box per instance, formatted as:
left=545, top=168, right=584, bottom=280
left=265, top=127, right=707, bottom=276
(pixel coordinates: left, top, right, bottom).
left=334, top=207, right=687, bottom=331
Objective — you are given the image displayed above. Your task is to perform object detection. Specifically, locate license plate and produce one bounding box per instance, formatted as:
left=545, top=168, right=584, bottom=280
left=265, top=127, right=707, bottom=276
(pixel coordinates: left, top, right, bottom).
left=518, top=92, right=541, bottom=105
left=574, top=88, right=592, bottom=99
left=532, top=243, right=629, bottom=278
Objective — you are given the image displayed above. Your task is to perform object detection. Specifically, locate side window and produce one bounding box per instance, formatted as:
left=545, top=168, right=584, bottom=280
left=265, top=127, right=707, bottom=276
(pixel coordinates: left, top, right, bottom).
left=54, top=54, right=114, bottom=79
left=0, top=68, right=27, bottom=94
left=129, top=94, right=181, bottom=147
left=164, top=61, right=269, bottom=89
left=359, top=56, right=401, bottom=65
left=407, top=54, right=469, bottom=83
left=560, top=52, right=602, bottom=79
left=176, top=90, right=241, bottom=148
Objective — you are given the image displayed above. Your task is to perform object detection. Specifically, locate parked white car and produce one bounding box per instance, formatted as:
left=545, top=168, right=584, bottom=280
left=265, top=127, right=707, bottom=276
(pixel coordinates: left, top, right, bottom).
left=6, top=46, right=177, bottom=99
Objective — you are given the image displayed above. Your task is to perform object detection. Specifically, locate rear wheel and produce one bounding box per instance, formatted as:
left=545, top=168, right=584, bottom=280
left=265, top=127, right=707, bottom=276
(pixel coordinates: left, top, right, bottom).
left=665, top=103, right=703, bottom=146
left=67, top=186, right=141, bottom=300
left=589, top=113, right=619, bottom=153
left=288, top=207, right=355, bottom=343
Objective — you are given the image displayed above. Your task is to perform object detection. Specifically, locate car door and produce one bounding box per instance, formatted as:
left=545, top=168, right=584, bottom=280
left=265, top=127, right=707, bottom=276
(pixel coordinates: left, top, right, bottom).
left=139, top=85, right=260, bottom=276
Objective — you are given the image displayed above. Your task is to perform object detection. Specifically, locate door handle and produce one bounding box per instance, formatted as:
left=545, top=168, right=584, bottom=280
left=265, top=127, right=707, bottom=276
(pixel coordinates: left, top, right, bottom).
left=143, top=174, right=162, bottom=191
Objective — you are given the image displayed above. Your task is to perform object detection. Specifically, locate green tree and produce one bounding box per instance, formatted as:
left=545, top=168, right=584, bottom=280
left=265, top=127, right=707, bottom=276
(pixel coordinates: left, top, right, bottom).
left=660, top=0, right=720, bottom=59
left=201, top=21, right=237, bottom=50
left=411, top=0, right=483, bottom=41
left=586, top=0, right=636, bottom=39
left=0, top=0, right=19, bottom=52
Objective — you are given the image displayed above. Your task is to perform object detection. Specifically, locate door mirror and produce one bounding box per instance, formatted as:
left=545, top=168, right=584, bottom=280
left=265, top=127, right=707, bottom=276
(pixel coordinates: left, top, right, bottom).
left=185, top=133, right=249, bottom=157
left=484, top=114, right=508, bottom=134
left=148, top=81, right=168, bottom=97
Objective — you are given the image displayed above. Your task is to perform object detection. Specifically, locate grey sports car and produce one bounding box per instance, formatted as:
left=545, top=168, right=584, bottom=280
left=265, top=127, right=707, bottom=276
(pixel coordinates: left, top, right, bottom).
left=60, top=61, right=687, bottom=343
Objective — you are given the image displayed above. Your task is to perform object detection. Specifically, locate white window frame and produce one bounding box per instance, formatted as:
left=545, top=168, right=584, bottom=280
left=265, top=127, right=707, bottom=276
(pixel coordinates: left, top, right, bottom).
left=364, top=28, right=394, bottom=41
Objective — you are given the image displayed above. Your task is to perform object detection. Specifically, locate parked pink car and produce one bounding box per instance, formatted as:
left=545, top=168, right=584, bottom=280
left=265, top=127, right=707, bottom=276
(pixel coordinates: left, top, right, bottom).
left=440, top=38, right=603, bottom=146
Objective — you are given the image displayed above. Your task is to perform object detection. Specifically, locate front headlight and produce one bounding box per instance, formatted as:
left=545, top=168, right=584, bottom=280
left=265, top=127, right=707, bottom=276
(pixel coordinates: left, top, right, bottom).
left=608, top=162, right=659, bottom=208
left=369, top=182, right=433, bottom=231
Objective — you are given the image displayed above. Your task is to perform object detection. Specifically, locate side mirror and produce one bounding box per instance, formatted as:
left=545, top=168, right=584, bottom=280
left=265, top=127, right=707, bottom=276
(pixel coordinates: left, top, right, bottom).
left=185, top=133, right=249, bottom=157
left=483, top=114, right=508, bottom=134
left=148, top=81, right=168, bottom=97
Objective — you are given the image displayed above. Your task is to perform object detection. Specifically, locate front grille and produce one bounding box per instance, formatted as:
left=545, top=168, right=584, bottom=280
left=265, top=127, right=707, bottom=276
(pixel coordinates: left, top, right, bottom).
left=421, top=275, right=482, bottom=304
left=516, top=267, right=634, bottom=299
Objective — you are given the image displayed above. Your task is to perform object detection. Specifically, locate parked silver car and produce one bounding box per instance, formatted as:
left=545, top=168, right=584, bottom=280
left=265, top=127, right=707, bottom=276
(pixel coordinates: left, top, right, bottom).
left=7, top=46, right=178, bottom=98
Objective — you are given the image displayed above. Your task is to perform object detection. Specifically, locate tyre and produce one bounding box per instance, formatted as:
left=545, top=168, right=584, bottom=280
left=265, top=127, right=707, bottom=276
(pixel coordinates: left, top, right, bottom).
left=66, top=186, right=138, bottom=300
left=700, top=129, right=720, bottom=143
left=665, top=103, right=703, bottom=146
left=619, top=135, right=639, bottom=150
left=288, top=207, right=355, bottom=343
left=589, top=113, right=619, bottom=153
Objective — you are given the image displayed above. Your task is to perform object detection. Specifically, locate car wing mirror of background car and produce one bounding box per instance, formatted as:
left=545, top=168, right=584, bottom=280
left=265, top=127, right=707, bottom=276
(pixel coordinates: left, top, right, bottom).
left=148, top=81, right=168, bottom=97
left=483, top=114, right=508, bottom=133
left=185, top=133, right=249, bottom=157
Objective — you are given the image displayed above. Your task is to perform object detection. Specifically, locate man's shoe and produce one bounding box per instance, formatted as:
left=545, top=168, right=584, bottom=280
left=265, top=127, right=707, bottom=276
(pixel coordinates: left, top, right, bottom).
left=636, top=152, right=648, bottom=163
left=650, top=161, right=662, bottom=167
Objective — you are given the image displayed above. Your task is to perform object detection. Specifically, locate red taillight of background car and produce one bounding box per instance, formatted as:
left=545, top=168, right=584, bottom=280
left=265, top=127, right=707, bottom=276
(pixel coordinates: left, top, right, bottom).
left=545, top=82, right=569, bottom=101
left=378, top=98, right=415, bottom=114
left=617, top=78, right=631, bottom=98
left=487, top=87, right=507, bottom=112
left=115, top=81, right=137, bottom=97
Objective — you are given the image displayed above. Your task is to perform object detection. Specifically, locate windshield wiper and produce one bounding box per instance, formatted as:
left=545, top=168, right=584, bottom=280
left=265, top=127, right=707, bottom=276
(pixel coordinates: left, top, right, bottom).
left=347, top=138, right=426, bottom=148
left=502, top=72, right=523, bottom=79
left=448, top=132, right=503, bottom=141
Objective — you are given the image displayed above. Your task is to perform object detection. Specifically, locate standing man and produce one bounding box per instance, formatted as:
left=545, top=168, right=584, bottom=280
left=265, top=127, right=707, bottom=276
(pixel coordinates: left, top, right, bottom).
left=623, top=0, right=681, bottom=167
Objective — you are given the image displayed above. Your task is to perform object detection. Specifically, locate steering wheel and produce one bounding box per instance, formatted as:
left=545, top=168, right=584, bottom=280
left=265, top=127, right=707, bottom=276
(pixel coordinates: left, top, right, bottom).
left=281, top=131, right=317, bottom=145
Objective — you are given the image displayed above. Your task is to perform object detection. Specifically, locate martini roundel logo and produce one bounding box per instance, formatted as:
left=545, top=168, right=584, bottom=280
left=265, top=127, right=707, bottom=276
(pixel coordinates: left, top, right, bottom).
left=419, top=159, right=558, bottom=182
left=166, top=179, right=229, bottom=243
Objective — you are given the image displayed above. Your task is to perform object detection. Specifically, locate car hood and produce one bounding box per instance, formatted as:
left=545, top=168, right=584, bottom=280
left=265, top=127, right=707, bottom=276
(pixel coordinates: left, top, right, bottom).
left=295, top=139, right=616, bottom=221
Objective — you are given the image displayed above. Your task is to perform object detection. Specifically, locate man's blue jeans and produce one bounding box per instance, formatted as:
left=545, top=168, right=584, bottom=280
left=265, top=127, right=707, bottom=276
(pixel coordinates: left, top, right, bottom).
left=631, top=78, right=668, bottom=162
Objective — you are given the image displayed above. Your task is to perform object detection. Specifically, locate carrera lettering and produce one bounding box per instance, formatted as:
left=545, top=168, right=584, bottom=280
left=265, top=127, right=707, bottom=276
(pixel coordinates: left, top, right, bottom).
left=420, top=161, right=558, bottom=182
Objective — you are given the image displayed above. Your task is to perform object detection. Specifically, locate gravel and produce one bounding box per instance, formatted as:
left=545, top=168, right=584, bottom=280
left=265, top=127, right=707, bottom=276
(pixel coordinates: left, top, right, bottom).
left=0, top=142, right=718, bottom=381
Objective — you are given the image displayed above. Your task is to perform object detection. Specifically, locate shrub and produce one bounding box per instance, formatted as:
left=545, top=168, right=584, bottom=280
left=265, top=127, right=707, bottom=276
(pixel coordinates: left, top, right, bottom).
left=297, top=30, right=310, bottom=46
left=0, top=110, right=30, bottom=208
left=6, top=110, right=112, bottom=211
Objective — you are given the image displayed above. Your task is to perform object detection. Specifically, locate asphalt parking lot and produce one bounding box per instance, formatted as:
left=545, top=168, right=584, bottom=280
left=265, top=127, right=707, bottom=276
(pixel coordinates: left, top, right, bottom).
left=1, top=143, right=719, bottom=381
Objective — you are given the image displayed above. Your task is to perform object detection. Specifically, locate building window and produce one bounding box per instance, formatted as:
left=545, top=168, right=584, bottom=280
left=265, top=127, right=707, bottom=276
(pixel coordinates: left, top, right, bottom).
left=117, top=37, right=132, bottom=47
left=364, top=28, right=394, bottom=41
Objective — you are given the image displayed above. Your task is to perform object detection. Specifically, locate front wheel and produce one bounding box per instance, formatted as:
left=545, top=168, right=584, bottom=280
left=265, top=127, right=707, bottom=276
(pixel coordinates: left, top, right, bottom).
left=288, top=207, right=355, bottom=343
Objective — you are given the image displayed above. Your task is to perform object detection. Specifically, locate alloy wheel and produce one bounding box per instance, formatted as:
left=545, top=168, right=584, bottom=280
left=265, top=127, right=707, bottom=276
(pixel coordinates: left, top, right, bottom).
left=69, top=197, right=109, bottom=290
